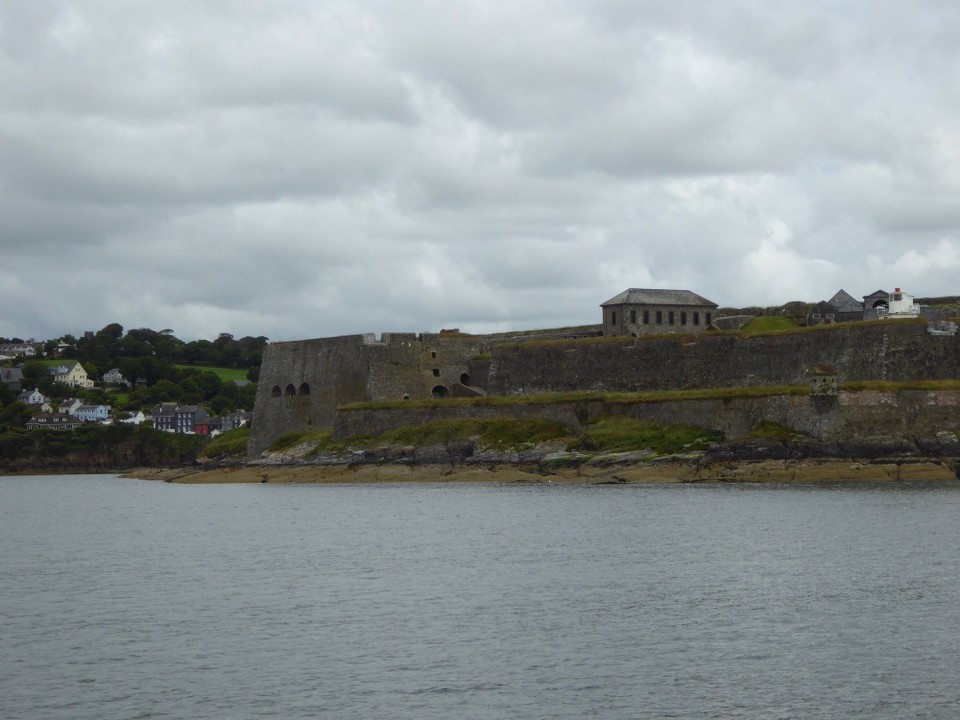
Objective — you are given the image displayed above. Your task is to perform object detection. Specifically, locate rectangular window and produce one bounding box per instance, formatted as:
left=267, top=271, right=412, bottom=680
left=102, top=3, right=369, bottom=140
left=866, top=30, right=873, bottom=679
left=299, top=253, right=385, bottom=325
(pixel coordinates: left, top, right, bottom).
left=643, top=310, right=649, bottom=324
left=681, top=312, right=687, bottom=325
left=706, top=312, right=712, bottom=326
left=668, top=311, right=675, bottom=325
left=693, top=312, right=700, bottom=326
left=630, top=310, right=637, bottom=324
left=656, top=311, right=662, bottom=325
left=611, top=311, right=617, bottom=326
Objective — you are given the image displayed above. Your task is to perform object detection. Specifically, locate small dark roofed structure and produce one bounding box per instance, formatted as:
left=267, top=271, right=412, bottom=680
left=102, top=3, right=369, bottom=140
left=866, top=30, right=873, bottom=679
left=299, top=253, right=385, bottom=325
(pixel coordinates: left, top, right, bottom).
left=827, top=289, right=863, bottom=322
left=601, top=288, right=718, bottom=337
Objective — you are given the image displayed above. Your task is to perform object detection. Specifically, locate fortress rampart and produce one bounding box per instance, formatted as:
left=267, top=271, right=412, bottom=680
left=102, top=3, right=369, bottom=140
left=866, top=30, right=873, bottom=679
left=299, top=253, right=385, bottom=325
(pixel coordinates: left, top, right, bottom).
left=249, top=319, right=960, bottom=456
left=247, top=325, right=600, bottom=455
left=333, top=390, right=960, bottom=450
left=486, top=319, right=959, bottom=395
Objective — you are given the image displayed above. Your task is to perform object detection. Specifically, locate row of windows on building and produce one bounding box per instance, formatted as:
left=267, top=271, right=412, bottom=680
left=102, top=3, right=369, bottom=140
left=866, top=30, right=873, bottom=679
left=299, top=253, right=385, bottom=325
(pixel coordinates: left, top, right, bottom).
left=611, top=309, right=712, bottom=327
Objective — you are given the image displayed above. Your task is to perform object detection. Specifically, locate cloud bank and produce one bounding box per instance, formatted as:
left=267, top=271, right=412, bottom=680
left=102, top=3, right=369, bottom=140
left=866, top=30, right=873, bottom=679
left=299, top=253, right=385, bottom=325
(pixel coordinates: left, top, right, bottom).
left=2, top=0, right=959, bottom=341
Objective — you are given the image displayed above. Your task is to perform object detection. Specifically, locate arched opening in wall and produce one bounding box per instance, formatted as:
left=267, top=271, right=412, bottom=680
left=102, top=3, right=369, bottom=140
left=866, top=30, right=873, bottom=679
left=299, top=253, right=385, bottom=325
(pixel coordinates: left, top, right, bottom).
left=299, top=383, right=310, bottom=396
left=402, top=394, right=410, bottom=400
left=460, top=373, right=470, bottom=385
left=873, top=300, right=889, bottom=309
left=271, top=385, right=282, bottom=397
left=432, top=385, right=449, bottom=399
left=285, top=384, right=296, bottom=396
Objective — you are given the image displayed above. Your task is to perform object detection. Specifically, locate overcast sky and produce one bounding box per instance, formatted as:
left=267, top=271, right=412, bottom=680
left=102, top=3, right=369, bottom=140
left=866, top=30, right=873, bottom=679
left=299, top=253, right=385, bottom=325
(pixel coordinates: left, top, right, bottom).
left=2, top=1, right=959, bottom=342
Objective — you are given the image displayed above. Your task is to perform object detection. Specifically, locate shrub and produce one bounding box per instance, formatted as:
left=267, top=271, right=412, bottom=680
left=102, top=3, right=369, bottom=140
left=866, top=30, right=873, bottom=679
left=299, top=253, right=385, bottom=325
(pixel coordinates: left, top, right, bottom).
left=572, top=416, right=722, bottom=454
left=200, top=428, right=250, bottom=459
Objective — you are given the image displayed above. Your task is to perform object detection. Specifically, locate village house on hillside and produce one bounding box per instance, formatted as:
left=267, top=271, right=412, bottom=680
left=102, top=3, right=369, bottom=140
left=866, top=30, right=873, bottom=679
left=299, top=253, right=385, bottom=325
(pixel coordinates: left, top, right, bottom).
left=601, top=289, right=717, bottom=337
left=102, top=368, right=130, bottom=388
left=25, top=414, right=81, bottom=431
left=49, top=362, right=94, bottom=389
left=18, top=388, right=48, bottom=407
left=151, top=403, right=210, bottom=434
left=0, top=341, right=37, bottom=358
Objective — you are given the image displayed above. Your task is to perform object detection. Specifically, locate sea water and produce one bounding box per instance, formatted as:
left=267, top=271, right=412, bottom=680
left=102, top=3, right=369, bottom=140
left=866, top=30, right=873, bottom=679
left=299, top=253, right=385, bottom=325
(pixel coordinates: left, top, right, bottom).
left=3, top=474, right=960, bottom=719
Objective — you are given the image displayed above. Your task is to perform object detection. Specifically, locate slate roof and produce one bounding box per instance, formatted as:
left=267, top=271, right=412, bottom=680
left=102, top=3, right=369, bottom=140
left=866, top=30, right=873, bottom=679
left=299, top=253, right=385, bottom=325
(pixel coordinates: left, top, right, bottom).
left=601, top=288, right=718, bottom=308
left=0, top=367, right=23, bottom=384
left=827, top=289, right=863, bottom=314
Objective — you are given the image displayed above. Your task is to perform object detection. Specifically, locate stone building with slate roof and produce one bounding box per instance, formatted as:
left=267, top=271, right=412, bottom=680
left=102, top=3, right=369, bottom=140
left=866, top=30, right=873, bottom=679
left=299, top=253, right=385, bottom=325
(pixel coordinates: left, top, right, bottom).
left=601, top=288, right=718, bottom=337
left=827, top=289, right=864, bottom=323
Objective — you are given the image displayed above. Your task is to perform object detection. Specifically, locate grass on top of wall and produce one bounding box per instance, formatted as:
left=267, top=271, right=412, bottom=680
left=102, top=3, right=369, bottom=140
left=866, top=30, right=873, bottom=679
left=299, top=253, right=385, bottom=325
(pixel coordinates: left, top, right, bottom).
left=492, top=316, right=928, bottom=351
left=739, top=316, right=799, bottom=333
left=740, top=316, right=926, bottom=337
left=339, top=384, right=811, bottom=412
left=839, top=379, right=960, bottom=392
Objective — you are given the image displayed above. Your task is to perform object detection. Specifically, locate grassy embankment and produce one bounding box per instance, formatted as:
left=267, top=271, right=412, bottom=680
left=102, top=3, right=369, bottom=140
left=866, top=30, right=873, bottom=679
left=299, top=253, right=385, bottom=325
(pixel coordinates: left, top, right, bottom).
left=173, top=365, right=250, bottom=383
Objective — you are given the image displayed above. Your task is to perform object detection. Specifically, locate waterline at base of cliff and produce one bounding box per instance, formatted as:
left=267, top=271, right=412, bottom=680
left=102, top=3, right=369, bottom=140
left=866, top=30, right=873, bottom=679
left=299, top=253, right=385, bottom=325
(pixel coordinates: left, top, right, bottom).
left=124, top=456, right=960, bottom=484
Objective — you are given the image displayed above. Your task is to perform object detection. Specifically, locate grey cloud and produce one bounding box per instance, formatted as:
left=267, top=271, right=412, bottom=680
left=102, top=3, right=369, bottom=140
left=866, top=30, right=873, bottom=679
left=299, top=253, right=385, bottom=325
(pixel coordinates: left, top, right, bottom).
left=2, top=0, right=959, bottom=343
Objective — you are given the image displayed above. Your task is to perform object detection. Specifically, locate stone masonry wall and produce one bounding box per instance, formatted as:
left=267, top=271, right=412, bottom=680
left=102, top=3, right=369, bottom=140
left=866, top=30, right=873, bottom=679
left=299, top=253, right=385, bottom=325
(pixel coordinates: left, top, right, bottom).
left=252, top=319, right=960, bottom=456
left=333, top=390, right=960, bottom=444
left=486, top=320, right=960, bottom=395
left=249, top=326, right=601, bottom=455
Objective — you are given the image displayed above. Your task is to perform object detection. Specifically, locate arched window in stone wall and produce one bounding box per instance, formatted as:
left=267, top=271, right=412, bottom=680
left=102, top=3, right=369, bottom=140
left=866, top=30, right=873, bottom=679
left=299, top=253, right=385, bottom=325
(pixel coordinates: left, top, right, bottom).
left=432, top=385, right=449, bottom=399
left=460, top=373, right=470, bottom=385
left=299, top=382, right=310, bottom=396
left=271, top=385, right=282, bottom=397
left=285, top=384, right=296, bottom=396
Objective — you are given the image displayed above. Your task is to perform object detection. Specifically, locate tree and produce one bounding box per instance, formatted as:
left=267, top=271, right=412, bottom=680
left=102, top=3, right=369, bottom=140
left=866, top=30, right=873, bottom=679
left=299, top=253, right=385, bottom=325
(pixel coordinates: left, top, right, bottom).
left=147, top=379, right=184, bottom=404
left=0, top=401, right=31, bottom=430
left=0, top=380, right=13, bottom=406
left=118, top=357, right=143, bottom=386
left=20, top=361, right=48, bottom=391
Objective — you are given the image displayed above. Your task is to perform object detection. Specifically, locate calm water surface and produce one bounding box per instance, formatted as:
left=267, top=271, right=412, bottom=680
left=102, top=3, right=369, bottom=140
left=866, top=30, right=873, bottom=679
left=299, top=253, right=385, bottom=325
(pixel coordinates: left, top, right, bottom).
left=3, top=474, right=960, bottom=719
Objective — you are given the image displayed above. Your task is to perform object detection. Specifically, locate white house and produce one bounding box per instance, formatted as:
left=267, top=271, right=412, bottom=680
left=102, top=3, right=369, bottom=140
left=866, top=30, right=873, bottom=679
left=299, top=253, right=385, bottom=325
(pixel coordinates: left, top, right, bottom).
left=58, top=398, right=84, bottom=415
left=17, top=388, right=48, bottom=406
left=76, top=404, right=112, bottom=423
left=877, top=288, right=919, bottom=319
left=118, top=410, right=147, bottom=425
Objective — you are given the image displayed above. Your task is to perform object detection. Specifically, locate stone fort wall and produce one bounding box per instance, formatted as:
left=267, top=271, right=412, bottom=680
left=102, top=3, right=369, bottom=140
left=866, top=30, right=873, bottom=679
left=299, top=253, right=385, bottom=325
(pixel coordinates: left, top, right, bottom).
left=333, top=390, right=960, bottom=446
left=247, top=325, right=600, bottom=455
left=250, top=319, right=960, bottom=455
left=486, top=319, right=959, bottom=394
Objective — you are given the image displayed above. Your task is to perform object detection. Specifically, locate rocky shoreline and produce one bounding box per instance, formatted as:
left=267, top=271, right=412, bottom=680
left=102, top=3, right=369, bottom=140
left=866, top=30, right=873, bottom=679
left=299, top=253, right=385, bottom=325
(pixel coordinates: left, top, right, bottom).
left=124, top=437, right=960, bottom=484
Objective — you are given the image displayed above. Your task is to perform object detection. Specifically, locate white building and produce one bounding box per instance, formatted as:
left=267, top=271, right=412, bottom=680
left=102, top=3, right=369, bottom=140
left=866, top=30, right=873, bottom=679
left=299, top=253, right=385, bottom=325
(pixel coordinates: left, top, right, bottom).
left=877, top=288, right=918, bottom=319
